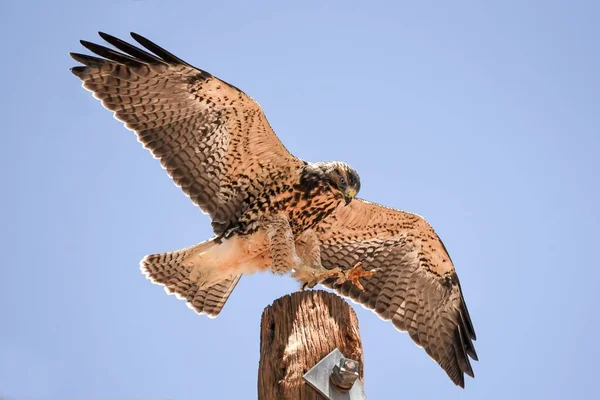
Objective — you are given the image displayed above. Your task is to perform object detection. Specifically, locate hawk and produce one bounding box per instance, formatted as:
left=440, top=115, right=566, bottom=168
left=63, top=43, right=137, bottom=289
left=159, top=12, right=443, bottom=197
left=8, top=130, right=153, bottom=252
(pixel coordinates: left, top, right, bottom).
left=70, top=32, right=478, bottom=387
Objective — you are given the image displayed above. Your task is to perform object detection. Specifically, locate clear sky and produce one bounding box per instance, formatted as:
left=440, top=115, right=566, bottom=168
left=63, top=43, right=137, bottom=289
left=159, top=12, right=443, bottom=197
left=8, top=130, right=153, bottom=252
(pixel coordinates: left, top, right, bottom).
left=1, top=0, right=599, bottom=399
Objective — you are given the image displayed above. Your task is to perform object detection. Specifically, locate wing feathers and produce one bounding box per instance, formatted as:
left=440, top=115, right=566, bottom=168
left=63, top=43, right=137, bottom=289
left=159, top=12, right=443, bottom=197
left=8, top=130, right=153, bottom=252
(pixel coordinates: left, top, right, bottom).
left=457, top=278, right=477, bottom=341
left=130, top=32, right=195, bottom=67
left=70, top=66, right=88, bottom=79
left=318, top=199, right=477, bottom=387
left=98, top=31, right=167, bottom=65
left=71, top=32, right=302, bottom=235
left=70, top=52, right=106, bottom=67
left=80, top=40, right=145, bottom=66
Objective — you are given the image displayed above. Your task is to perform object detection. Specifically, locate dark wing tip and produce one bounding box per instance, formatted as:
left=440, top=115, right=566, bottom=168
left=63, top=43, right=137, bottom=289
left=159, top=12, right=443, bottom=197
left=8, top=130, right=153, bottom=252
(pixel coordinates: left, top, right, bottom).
left=70, top=66, right=88, bottom=79
left=453, top=288, right=478, bottom=381
left=468, top=346, right=479, bottom=361
left=70, top=52, right=104, bottom=67
left=455, top=274, right=477, bottom=341
left=464, top=328, right=478, bottom=362
left=98, top=31, right=166, bottom=65
left=97, top=31, right=112, bottom=40
left=79, top=39, right=144, bottom=66
left=130, top=32, right=144, bottom=41
left=129, top=32, right=191, bottom=66
left=72, top=33, right=189, bottom=73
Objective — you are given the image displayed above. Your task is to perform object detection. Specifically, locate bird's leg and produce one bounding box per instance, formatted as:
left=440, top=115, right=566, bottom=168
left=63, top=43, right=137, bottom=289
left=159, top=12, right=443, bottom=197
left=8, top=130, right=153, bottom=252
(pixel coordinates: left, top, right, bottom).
left=293, top=230, right=380, bottom=291
left=266, top=219, right=379, bottom=291
left=266, top=213, right=305, bottom=275
left=291, top=230, right=340, bottom=289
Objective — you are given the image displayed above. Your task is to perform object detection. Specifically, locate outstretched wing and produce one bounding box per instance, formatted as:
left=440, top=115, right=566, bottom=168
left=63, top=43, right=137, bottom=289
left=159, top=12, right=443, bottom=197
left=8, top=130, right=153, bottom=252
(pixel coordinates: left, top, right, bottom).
left=315, top=199, right=478, bottom=387
left=70, top=32, right=303, bottom=235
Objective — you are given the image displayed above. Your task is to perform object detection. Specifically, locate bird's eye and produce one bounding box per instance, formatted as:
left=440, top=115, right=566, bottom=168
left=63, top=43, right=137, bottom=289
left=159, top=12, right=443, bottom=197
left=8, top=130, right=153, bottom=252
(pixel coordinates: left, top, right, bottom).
left=339, top=177, right=346, bottom=185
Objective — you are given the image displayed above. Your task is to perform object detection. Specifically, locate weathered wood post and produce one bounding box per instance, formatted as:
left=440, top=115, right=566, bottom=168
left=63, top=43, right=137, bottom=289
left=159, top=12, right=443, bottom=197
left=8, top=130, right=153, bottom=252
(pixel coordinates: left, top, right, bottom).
left=258, top=290, right=365, bottom=399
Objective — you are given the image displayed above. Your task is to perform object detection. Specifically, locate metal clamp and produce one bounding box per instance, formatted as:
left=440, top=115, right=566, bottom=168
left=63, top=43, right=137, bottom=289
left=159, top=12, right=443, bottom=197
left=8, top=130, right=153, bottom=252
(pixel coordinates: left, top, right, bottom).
left=303, top=348, right=365, bottom=400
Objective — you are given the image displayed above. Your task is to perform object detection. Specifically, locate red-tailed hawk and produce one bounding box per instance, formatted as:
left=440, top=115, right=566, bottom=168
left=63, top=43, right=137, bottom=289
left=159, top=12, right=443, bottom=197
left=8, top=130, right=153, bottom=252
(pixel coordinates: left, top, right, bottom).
left=70, top=32, right=477, bottom=387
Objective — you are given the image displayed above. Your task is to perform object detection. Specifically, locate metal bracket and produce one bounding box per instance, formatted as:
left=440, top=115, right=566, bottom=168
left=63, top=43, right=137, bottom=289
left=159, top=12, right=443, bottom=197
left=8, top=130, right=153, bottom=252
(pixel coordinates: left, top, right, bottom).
left=303, top=348, right=365, bottom=400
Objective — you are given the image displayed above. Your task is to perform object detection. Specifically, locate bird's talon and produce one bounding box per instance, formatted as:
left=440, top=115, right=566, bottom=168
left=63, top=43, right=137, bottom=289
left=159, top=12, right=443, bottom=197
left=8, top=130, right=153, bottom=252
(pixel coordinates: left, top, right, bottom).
left=342, top=261, right=380, bottom=291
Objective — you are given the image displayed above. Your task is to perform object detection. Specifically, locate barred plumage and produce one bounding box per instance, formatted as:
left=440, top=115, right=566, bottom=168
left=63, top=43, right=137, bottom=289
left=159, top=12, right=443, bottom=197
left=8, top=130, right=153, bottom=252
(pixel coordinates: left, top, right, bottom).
left=71, top=32, right=477, bottom=387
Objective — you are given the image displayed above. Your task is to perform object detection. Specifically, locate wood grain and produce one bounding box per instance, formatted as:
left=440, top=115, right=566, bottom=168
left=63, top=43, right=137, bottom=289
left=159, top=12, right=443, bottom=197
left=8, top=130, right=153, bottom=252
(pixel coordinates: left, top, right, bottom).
left=258, top=290, right=364, bottom=399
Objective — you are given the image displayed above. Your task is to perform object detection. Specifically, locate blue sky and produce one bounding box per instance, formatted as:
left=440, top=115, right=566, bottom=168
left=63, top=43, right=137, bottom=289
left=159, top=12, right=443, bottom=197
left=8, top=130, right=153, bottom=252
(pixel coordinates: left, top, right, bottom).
left=1, top=0, right=599, bottom=398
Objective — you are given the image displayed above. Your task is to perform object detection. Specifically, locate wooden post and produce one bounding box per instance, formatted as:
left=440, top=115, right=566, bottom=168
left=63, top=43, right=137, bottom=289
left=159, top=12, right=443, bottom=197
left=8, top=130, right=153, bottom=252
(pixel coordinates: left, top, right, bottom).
left=258, top=290, right=364, bottom=399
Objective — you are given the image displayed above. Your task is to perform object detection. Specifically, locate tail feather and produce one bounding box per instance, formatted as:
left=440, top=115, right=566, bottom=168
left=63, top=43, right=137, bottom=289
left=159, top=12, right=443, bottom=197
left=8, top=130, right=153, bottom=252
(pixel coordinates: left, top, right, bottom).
left=140, top=240, right=241, bottom=317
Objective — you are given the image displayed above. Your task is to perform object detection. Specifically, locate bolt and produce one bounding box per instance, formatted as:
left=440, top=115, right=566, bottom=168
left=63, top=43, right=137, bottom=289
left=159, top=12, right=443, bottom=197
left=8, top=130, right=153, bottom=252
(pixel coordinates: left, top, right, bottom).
left=330, top=357, right=360, bottom=392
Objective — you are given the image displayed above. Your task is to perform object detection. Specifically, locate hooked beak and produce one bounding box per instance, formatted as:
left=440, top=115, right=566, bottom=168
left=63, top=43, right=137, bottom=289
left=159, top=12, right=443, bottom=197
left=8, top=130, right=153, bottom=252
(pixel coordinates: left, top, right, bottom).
left=344, top=188, right=356, bottom=205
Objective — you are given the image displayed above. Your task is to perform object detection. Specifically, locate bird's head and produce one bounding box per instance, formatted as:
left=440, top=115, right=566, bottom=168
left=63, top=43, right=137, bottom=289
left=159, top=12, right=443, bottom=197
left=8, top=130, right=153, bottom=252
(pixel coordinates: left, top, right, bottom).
left=321, top=161, right=361, bottom=205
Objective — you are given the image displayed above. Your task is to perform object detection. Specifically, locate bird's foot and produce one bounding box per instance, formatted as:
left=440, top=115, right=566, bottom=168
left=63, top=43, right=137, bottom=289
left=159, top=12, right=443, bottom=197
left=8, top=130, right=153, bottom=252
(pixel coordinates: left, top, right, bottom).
left=293, top=266, right=344, bottom=290
left=335, top=262, right=381, bottom=291
left=294, top=262, right=380, bottom=291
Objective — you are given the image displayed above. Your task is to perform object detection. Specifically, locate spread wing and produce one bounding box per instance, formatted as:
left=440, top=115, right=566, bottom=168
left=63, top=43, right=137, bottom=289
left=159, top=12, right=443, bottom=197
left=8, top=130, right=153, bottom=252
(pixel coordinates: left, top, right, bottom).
left=316, top=199, right=478, bottom=387
left=70, top=32, right=303, bottom=235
